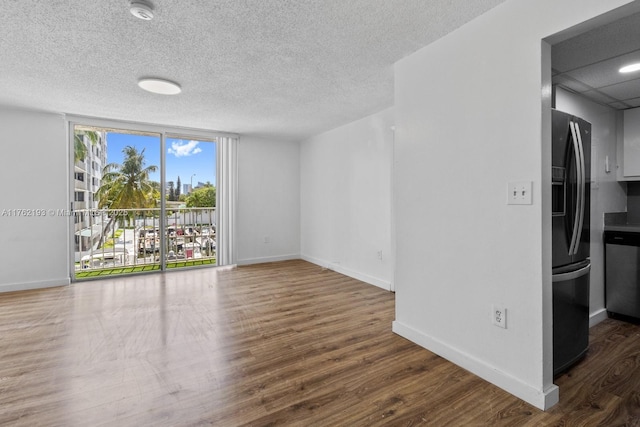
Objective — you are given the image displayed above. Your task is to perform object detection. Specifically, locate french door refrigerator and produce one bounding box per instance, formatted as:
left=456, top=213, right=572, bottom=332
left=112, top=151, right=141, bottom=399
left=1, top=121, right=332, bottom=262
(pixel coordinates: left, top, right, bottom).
left=551, top=109, right=591, bottom=376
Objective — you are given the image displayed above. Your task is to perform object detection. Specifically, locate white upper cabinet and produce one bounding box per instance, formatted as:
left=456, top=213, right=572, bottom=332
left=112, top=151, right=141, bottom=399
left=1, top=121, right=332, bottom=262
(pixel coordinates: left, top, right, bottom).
left=619, top=108, right=640, bottom=180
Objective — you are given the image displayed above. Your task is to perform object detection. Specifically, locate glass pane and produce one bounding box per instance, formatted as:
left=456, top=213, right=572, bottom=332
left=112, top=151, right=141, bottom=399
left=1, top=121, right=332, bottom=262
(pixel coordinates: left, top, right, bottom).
left=164, top=137, right=217, bottom=269
left=74, top=126, right=162, bottom=278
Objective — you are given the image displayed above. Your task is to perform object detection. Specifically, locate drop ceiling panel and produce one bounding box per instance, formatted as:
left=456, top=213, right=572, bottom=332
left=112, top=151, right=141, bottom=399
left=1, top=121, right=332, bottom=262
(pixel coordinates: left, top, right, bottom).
left=626, top=98, right=640, bottom=108
left=552, top=11, right=640, bottom=72
left=597, top=79, right=640, bottom=102
left=609, top=101, right=631, bottom=109
left=579, top=89, right=620, bottom=105
left=552, top=9, right=640, bottom=111
left=562, top=51, right=640, bottom=89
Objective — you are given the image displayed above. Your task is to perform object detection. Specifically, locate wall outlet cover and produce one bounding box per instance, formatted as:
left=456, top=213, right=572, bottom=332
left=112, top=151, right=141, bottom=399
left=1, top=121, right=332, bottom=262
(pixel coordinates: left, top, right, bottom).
left=492, top=305, right=507, bottom=329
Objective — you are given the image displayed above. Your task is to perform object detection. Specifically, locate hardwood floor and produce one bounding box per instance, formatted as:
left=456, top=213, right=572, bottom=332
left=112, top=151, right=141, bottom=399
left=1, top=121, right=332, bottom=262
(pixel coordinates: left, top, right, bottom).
left=0, top=259, right=639, bottom=426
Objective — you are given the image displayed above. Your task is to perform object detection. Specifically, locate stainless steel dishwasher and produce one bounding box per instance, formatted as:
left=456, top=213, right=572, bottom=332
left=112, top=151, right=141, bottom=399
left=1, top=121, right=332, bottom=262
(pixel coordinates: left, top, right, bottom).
left=605, top=230, right=640, bottom=319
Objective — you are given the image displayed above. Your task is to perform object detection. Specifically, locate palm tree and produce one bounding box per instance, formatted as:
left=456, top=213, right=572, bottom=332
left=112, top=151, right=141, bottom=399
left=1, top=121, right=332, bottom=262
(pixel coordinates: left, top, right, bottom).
left=97, top=145, right=158, bottom=210
left=74, top=130, right=99, bottom=163
left=96, top=146, right=158, bottom=240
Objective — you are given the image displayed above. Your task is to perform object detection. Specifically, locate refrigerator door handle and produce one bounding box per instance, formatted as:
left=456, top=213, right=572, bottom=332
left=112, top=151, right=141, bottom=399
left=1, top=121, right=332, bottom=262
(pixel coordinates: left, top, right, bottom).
left=574, top=121, right=586, bottom=256
left=552, top=263, right=590, bottom=282
left=568, top=121, right=583, bottom=255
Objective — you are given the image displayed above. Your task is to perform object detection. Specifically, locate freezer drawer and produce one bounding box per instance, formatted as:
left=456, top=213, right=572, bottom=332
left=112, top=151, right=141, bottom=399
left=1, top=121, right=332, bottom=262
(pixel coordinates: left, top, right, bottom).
left=553, top=262, right=590, bottom=376
left=605, top=232, right=640, bottom=318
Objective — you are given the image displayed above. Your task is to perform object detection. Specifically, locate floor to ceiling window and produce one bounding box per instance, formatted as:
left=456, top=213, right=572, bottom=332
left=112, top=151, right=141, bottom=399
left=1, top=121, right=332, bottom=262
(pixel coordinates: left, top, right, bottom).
left=70, top=118, right=234, bottom=280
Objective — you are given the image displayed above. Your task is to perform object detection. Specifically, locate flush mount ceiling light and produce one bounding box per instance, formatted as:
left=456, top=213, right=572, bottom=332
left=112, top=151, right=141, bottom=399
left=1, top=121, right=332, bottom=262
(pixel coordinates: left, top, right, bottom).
left=130, top=1, right=154, bottom=20
left=138, top=78, right=181, bottom=95
left=619, top=62, right=640, bottom=73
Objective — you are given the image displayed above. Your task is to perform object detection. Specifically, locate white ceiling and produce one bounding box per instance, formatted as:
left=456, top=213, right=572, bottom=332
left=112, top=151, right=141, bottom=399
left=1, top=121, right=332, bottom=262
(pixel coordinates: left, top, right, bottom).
left=0, top=0, right=507, bottom=141
left=552, top=9, right=640, bottom=110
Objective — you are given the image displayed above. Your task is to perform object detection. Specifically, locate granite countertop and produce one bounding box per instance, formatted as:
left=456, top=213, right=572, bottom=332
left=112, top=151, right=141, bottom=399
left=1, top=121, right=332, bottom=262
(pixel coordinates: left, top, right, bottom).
left=604, top=212, right=640, bottom=233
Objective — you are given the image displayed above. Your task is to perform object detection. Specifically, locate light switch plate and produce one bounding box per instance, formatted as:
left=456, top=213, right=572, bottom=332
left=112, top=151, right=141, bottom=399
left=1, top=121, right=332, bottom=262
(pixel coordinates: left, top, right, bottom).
left=507, top=181, right=532, bottom=205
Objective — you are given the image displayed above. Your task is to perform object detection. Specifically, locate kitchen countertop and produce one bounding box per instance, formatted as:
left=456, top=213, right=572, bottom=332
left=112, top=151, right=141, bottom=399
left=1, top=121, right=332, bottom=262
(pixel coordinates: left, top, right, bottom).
left=604, top=212, right=640, bottom=233
left=604, top=224, right=640, bottom=233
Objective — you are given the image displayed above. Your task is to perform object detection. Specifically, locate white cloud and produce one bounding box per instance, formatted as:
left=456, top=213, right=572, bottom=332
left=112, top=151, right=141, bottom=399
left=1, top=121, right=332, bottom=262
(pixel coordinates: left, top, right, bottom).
left=168, top=140, right=203, bottom=157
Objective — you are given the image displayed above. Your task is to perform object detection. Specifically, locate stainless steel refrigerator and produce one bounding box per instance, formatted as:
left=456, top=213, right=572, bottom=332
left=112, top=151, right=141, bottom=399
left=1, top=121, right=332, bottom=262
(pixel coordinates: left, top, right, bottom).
left=551, top=109, right=591, bottom=376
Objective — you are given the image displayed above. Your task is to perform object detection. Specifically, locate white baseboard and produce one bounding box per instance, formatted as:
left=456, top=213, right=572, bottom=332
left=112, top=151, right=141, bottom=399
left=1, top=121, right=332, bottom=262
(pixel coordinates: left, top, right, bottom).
left=392, top=320, right=559, bottom=411
left=0, top=277, right=70, bottom=293
left=589, top=308, right=608, bottom=327
left=301, top=254, right=391, bottom=291
left=236, top=254, right=300, bottom=266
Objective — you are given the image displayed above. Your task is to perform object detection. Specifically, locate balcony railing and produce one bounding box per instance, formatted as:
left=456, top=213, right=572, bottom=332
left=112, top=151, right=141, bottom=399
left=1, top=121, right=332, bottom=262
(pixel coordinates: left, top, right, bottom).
left=74, top=180, right=87, bottom=191
left=74, top=207, right=216, bottom=278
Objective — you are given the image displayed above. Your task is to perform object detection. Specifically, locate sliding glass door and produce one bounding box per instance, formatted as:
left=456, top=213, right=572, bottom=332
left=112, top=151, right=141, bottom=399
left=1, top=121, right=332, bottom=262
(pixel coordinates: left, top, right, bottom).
left=71, top=121, right=224, bottom=280
left=164, top=136, right=217, bottom=270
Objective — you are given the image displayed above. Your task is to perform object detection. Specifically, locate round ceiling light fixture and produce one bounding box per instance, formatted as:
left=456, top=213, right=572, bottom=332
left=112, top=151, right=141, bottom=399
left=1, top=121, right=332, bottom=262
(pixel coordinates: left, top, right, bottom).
left=130, top=1, right=154, bottom=20
left=619, top=62, right=640, bottom=73
left=138, top=78, right=182, bottom=95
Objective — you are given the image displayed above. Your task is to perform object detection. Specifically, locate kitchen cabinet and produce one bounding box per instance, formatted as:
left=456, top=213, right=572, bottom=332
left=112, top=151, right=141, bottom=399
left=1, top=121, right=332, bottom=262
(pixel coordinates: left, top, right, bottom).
left=619, top=107, right=640, bottom=180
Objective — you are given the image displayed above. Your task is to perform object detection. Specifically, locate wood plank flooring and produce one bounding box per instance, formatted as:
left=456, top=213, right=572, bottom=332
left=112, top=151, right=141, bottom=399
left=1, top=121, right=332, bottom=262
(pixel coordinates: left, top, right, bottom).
left=1, top=259, right=639, bottom=426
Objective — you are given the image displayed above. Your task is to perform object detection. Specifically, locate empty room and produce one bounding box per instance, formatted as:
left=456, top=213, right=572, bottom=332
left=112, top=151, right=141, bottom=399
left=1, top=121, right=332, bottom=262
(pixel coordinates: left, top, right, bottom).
left=2, top=0, right=640, bottom=425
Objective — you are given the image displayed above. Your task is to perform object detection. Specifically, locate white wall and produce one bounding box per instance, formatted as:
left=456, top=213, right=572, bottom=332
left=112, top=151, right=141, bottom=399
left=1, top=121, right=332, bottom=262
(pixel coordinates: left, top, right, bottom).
left=0, top=113, right=300, bottom=287
left=0, top=107, right=70, bottom=292
left=392, top=0, right=634, bottom=410
left=236, top=136, right=300, bottom=264
left=555, top=87, right=627, bottom=325
left=300, top=107, right=394, bottom=290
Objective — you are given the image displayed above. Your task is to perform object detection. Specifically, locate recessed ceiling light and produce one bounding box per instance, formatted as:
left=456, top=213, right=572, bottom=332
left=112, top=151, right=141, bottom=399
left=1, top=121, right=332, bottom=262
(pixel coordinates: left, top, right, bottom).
left=138, top=78, right=181, bottom=95
left=130, top=1, right=154, bottom=20
left=619, top=62, right=640, bottom=73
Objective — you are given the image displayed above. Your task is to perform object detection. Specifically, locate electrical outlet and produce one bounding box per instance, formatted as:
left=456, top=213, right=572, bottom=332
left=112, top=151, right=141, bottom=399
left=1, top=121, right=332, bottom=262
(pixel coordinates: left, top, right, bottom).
left=377, top=250, right=383, bottom=260
left=507, top=181, right=532, bottom=205
left=492, top=305, right=507, bottom=329
left=263, top=236, right=270, bottom=243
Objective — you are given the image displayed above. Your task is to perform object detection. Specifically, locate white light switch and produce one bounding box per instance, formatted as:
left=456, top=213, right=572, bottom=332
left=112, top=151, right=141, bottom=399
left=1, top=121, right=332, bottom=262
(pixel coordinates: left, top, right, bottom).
left=507, top=181, right=532, bottom=205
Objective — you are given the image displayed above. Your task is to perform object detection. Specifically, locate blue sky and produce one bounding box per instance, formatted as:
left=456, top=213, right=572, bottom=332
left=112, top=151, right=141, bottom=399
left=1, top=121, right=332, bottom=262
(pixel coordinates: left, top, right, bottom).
left=105, top=132, right=216, bottom=188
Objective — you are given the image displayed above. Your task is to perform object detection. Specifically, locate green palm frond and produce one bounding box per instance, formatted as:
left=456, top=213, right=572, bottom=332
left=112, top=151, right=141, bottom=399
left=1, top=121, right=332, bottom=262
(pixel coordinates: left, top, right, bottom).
left=74, top=130, right=100, bottom=163
left=96, top=145, right=159, bottom=210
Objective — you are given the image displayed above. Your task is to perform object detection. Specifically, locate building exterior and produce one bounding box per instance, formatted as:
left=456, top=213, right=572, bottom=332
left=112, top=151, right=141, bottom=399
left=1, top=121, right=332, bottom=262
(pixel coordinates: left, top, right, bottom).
left=73, top=130, right=106, bottom=259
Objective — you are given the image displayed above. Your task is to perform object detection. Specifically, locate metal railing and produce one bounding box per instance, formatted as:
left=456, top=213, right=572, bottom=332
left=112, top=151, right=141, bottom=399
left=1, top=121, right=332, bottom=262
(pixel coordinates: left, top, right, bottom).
left=74, top=207, right=216, bottom=276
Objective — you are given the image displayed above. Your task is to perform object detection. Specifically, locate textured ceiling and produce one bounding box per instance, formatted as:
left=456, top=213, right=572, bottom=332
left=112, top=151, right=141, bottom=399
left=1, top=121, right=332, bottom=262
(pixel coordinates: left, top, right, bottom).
left=0, top=0, right=507, bottom=141
left=552, top=9, right=640, bottom=110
